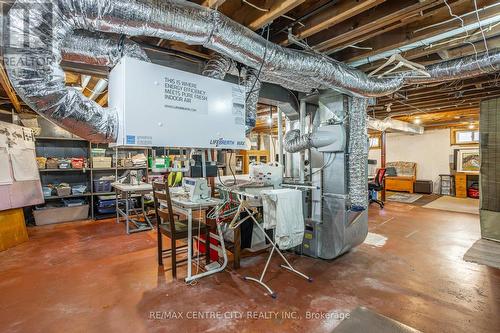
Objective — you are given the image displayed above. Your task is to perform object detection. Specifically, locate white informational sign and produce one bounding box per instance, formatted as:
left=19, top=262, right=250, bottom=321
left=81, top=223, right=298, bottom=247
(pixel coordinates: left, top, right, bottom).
left=109, top=57, right=247, bottom=149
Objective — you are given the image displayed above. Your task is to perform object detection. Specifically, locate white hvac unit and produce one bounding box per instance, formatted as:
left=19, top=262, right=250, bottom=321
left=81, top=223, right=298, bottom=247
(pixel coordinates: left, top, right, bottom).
left=109, top=57, right=247, bottom=149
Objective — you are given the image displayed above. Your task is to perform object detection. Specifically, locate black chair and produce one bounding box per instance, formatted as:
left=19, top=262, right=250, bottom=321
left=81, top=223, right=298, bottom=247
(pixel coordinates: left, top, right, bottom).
left=369, top=168, right=386, bottom=209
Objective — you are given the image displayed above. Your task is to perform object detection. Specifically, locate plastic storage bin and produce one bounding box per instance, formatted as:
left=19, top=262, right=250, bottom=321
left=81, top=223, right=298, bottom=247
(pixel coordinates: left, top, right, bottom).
left=93, top=179, right=112, bottom=193
left=58, top=159, right=71, bottom=169
left=71, top=184, right=87, bottom=195
left=33, top=205, right=89, bottom=225
left=71, top=157, right=85, bottom=169
left=36, top=157, right=47, bottom=169
left=92, top=157, right=112, bottom=168
left=55, top=184, right=71, bottom=196
left=46, top=158, right=59, bottom=169
left=42, top=186, right=53, bottom=197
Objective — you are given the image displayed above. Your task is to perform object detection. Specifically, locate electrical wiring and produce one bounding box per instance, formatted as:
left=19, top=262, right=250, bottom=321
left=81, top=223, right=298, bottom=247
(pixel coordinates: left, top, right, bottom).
left=442, top=0, right=482, bottom=68
left=242, top=0, right=268, bottom=12
left=473, top=0, right=490, bottom=57
left=228, top=151, right=237, bottom=185
left=245, top=24, right=270, bottom=101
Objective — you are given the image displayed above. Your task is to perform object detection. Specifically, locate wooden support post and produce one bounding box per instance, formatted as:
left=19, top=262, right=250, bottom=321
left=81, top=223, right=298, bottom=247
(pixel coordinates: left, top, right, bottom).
left=381, top=131, right=387, bottom=202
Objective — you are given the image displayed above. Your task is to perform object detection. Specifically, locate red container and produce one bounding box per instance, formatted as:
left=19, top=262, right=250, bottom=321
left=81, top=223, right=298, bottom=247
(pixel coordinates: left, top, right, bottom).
left=468, top=182, right=479, bottom=198
left=71, top=157, right=85, bottom=169
left=468, top=187, right=479, bottom=198
left=196, top=233, right=220, bottom=262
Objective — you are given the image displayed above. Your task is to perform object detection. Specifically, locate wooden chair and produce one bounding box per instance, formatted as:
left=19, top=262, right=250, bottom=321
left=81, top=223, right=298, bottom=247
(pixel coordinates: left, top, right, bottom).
left=152, top=181, right=210, bottom=279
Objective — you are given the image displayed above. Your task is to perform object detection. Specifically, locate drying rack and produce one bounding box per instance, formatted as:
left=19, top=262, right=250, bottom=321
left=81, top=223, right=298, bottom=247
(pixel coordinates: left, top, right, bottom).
left=220, top=186, right=312, bottom=298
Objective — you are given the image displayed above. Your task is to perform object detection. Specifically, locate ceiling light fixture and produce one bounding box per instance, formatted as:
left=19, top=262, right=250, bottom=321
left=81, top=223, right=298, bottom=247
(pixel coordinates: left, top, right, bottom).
left=413, top=117, right=422, bottom=125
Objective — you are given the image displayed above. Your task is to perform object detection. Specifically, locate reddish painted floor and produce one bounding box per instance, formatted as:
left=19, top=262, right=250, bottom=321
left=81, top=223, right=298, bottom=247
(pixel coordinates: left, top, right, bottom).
left=1, top=203, right=499, bottom=333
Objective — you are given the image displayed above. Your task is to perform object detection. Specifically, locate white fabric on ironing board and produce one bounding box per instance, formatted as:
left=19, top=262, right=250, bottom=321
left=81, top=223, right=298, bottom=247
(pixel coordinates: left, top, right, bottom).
left=261, top=189, right=304, bottom=250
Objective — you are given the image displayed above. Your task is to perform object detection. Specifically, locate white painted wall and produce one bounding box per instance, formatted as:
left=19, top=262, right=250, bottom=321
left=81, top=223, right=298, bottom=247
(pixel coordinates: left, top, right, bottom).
left=368, top=129, right=454, bottom=191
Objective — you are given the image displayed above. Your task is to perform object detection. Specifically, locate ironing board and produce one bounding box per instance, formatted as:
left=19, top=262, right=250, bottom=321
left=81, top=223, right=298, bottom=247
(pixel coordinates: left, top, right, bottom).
left=221, top=187, right=312, bottom=298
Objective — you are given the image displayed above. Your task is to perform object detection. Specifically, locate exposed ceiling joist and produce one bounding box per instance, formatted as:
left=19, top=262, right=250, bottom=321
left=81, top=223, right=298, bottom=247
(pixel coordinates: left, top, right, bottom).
left=0, top=60, right=21, bottom=112
left=97, top=92, right=108, bottom=106
left=280, top=0, right=384, bottom=46
left=336, top=0, right=499, bottom=64
left=310, top=0, right=437, bottom=52
left=247, top=0, right=306, bottom=31
left=201, top=0, right=226, bottom=8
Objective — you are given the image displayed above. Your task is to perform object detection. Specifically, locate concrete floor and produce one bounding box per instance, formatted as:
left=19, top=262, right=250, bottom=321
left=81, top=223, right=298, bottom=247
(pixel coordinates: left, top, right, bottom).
left=1, top=202, right=499, bottom=333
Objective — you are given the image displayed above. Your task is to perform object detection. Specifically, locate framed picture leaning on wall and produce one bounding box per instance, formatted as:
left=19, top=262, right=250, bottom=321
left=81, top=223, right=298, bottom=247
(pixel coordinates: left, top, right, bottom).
left=457, top=148, right=480, bottom=173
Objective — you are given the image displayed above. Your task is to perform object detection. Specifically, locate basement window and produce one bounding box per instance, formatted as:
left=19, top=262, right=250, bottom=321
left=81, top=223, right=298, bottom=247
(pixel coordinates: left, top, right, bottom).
left=454, top=130, right=480, bottom=144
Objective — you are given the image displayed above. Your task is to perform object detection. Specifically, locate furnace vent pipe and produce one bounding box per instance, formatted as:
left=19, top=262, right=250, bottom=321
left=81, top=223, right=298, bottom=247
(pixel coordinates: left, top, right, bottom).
left=283, top=129, right=336, bottom=153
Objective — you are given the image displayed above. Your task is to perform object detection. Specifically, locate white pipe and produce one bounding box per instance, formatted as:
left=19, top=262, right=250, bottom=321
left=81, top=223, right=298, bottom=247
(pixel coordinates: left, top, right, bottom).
left=80, top=75, right=91, bottom=90
left=88, top=79, right=108, bottom=101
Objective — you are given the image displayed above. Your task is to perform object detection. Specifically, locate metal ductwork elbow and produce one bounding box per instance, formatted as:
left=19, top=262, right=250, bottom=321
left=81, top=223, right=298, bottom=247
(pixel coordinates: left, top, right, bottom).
left=284, top=129, right=336, bottom=153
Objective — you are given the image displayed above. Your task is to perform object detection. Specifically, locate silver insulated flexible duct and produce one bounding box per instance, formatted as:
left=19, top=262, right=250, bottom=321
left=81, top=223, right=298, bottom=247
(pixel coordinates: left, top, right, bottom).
left=244, top=68, right=261, bottom=133
left=202, top=55, right=261, bottom=133
left=347, top=97, right=369, bottom=211
left=202, top=54, right=231, bottom=80
left=3, top=0, right=404, bottom=142
left=4, top=0, right=500, bottom=142
left=62, top=31, right=150, bottom=68
left=405, top=50, right=500, bottom=84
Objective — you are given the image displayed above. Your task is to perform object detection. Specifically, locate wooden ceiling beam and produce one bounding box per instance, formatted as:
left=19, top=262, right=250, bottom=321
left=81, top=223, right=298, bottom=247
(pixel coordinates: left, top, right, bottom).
left=335, top=0, right=498, bottom=63
left=309, top=0, right=436, bottom=52
left=201, top=0, right=226, bottom=8
left=387, top=89, right=500, bottom=106
left=373, top=105, right=480, bottom=117
left=360, top=27, right=500, bottom=72
left=247, top=0, right=306, bottom=31
left=279, top=0, right=384, bottom=46
left=395, top=76, right=499, bottom=97
left=379, top=87, right=500, bottom=105
left=96, top=92, right=108, bottom=107
left=0, top=60, right=21, bottom=112
left=380, top=95, right=500, bottom=113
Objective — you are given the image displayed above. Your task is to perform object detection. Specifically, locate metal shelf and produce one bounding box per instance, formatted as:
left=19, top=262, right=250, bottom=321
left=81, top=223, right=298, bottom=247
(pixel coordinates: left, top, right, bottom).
left=92, top=192, right=116, bottom=196
left=39, top=168, right=88, bottom=172
left=35, top=136, right=86, bottom=141
left=92, top=167, right=148, bottom=171
left=43, top=193, right=92, bottom=200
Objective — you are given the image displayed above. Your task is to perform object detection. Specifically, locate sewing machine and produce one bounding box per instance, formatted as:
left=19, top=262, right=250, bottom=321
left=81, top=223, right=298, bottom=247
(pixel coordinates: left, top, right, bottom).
left=182, top=177, right=210, bottom=202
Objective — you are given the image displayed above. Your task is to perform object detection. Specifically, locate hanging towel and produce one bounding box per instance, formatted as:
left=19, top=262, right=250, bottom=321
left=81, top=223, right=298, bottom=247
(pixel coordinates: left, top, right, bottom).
left=10, top=148, right=40, bottom=181
left=261, top=189, right=304, bottom=250
left=0, top=148, right=13, bottom=185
